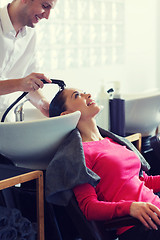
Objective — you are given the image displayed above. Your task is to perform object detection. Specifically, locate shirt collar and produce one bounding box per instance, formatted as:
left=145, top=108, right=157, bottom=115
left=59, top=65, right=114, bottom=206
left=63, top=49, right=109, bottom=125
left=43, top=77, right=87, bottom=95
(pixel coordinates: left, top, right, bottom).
left=0, top=4, right=26, bottom=39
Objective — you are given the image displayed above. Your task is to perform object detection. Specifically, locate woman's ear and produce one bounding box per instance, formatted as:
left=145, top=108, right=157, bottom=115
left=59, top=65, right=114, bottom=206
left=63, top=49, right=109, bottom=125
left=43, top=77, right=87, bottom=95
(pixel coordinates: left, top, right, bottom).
left=60, top=110, right=72, bottom=116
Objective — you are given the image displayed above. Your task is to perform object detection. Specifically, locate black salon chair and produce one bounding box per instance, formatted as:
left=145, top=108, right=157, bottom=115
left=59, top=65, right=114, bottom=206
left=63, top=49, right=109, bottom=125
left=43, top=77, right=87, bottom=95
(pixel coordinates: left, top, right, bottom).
left=60, top=194, right=141, bottom=240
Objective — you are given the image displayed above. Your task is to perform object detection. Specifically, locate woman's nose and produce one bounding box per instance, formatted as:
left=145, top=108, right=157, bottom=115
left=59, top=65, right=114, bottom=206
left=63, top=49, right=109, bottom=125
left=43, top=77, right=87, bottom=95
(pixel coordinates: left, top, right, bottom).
left=85, top=93, right=91, bottom=98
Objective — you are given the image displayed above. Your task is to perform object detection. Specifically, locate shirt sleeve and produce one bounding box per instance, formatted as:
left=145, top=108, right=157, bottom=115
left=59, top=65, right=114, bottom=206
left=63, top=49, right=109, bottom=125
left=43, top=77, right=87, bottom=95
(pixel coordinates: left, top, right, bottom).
left=139, top=171, right=160, bottom=193
left=73, top=183, right=132, bottom=221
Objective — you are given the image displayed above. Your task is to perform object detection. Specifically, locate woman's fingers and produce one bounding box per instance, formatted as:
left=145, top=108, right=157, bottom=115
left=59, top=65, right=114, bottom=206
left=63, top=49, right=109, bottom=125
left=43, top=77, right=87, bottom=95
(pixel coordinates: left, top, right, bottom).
left=130, top=202, right=160, bottom=230
left=142, top=212, right=158, bottom=230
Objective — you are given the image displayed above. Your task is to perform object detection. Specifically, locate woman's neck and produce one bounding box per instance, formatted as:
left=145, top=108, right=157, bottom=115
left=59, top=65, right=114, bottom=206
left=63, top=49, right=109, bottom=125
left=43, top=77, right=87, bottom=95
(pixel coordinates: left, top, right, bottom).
left=77, top=119, right=103, bottom=142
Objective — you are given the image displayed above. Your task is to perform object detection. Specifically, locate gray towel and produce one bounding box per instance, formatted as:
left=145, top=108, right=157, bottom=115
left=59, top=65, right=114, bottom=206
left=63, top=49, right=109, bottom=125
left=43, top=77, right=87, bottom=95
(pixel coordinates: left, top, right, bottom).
left=0, top=206, right=36, bottom=239
left=0, top=226, right=17, bottom=240
left=18, top=231, right=36, bottom=240
left=46, top=129, right=100, bottom=206
left=0, top=206, right=11, bottom=229
left=0, top=216, right=8, bottom=230
left=16, top=217, right=32, bottom=237
left=10, top=208, right=22, bottom=227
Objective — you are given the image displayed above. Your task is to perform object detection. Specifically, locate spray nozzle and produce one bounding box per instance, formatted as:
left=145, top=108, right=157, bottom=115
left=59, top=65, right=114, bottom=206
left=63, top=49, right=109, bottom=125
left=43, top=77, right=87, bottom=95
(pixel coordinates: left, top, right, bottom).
left=50, top=79, right=66, bottom=90
left=41, top=79, right=66, bottom=90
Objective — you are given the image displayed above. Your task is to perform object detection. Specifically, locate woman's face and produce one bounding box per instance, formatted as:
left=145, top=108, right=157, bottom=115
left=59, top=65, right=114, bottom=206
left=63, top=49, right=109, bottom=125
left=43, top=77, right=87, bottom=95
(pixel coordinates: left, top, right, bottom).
left=63, top=88, right=100, bottom=119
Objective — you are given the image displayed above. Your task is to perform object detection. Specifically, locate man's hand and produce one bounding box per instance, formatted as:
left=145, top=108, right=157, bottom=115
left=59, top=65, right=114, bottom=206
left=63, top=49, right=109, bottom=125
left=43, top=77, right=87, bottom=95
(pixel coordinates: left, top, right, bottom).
left=130, top=202, right=160, bottom=230
left=19, top=73, right=51, bottom=92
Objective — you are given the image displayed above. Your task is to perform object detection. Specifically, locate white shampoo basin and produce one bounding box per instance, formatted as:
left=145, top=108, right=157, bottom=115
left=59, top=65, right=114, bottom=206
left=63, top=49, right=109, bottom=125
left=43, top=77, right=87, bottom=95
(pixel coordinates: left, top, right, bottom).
left=123, top=91, right=160, bottom=136
left=0, top=111, right=81, bottom=169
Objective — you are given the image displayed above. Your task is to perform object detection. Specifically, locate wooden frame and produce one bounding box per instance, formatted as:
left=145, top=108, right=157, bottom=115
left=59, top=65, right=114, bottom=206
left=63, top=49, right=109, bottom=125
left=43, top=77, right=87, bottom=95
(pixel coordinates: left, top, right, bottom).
left=126, top=133, right=142, bottom=152
left=0, top=170, right=44, bottom=240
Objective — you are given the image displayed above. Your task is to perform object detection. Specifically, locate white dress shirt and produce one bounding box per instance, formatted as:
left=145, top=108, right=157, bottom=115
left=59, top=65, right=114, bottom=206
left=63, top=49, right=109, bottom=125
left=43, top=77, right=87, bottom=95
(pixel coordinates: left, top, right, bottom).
left=0, top=4, right=39, bottom=120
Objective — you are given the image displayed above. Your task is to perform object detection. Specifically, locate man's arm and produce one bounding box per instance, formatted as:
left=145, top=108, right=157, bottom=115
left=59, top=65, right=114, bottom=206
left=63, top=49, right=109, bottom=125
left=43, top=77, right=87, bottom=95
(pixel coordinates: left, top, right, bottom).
left=0, top=73, right=51, bottom=95
left=0, top=73, right=51, bottom=117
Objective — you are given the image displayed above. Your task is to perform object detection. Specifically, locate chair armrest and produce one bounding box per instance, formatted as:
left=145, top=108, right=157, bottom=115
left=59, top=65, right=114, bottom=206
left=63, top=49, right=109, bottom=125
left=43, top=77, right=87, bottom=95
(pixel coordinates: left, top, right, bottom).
left=104, top=215, right=141, bottom=230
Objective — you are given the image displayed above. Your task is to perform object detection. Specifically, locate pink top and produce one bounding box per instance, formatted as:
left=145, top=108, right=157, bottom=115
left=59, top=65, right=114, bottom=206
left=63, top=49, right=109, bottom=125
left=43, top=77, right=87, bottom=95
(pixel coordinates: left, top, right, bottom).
left=73, top=137, right=160, bottom=235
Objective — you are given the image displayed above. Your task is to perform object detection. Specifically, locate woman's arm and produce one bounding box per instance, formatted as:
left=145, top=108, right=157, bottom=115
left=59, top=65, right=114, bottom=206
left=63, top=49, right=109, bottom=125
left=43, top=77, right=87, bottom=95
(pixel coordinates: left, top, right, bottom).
left=139, top=171, right=160, bottom=193
left=73, top=182, right=160, bottom=230
left=73, top=183, right=132, bottom=221
left=27, top=89, right=50, bottom=117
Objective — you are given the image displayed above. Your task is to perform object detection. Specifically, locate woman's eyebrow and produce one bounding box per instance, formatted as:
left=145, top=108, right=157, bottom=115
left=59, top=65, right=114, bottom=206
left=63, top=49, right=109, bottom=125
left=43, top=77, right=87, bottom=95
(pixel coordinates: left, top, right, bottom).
left=71, top=91, right=78, bottom=98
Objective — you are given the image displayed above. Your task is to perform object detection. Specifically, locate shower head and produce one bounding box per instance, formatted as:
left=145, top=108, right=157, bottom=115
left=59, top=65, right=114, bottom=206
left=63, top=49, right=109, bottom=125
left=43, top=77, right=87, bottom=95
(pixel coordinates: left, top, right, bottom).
left=41, top=79, right=66, bottom=90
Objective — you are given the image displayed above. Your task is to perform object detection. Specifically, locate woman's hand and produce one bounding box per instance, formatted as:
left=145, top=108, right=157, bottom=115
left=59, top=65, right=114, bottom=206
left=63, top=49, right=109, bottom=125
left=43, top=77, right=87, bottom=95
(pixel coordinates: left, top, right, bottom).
left=130, top=202, right=160, bottom=230
left=27, top=91, right=50, bottom=117
left=37, top=98, right=50, bottom=117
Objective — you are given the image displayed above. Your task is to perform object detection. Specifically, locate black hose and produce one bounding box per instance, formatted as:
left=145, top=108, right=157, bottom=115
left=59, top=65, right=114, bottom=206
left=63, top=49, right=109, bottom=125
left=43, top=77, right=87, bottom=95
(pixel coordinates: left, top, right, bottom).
left=1, top=79, right=66, bottom=122
left=1, top=92, right=28, bottom=122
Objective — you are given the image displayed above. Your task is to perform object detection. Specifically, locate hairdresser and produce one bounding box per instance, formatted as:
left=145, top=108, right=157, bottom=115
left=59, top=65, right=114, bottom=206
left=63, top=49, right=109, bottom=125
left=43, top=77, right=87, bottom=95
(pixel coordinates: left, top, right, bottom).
left=0, top=0, right=57, bottom=120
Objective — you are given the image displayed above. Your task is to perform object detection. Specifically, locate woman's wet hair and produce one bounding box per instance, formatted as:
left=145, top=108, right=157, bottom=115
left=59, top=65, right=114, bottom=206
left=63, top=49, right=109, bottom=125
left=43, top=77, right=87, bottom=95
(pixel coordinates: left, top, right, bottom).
left=49, top=89, right=66, bottom=117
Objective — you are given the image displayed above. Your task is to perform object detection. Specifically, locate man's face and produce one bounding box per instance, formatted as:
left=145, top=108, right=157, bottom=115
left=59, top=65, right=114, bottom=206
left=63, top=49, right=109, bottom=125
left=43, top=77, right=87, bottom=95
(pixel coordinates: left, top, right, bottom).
left=20, top=0, right=57, bottom=28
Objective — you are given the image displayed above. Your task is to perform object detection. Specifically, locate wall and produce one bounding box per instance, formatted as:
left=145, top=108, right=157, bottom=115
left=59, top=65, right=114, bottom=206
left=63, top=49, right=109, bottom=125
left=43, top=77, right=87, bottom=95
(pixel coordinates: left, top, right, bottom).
left=123, top=0, right=158, bottom=94
left=51, top=0, right=159, bottom=97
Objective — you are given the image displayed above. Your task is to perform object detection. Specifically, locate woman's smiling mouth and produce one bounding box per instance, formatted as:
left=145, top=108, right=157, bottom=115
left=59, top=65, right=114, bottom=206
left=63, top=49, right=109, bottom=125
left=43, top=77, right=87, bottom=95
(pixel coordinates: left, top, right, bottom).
left=87, top=100, right=95, bottom=106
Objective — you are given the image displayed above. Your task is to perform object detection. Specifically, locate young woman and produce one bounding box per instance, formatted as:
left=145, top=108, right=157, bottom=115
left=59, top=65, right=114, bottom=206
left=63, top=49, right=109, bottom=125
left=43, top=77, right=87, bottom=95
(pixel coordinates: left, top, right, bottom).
left=49, top=87, right=160, bottom=240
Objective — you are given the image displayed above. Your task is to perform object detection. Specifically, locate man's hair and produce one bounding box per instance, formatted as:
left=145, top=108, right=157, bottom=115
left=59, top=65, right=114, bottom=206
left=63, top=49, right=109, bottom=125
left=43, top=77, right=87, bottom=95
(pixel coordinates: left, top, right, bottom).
left=49, top=90, right=66, bottom=117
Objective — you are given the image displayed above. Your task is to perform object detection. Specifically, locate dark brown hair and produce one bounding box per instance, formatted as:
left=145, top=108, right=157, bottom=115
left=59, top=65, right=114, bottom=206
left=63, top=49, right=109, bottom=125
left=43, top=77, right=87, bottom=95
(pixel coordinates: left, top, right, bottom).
left=49, top=90, right=67, bottom=117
